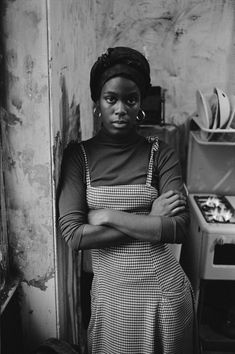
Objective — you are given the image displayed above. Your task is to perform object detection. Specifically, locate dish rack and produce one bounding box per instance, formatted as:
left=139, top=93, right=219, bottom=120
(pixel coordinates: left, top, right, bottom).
left=191, top=116, right=235, bottom=146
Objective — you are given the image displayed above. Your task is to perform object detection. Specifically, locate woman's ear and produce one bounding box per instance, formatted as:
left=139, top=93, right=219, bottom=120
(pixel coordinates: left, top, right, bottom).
left=93, top=103, right=101, bottom=119
left=93, top=103, right=102, bottom=132
left=93, top=106, right=98, bottom=118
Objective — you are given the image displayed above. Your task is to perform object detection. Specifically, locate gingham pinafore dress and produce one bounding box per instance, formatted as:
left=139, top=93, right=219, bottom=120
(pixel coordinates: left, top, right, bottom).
left=81, top=139, right=194, bottom=354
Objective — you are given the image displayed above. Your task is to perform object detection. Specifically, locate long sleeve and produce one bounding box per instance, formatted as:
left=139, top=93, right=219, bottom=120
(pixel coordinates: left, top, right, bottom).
left=153, top=140, right=189, bottom=243
left=58, top=142, right=87, bottom=249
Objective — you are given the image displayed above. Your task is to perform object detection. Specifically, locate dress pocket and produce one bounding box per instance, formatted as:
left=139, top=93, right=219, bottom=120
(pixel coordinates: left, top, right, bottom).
left=161, top=275, right=189, bottom=298
left=157, top=277, right=194, bottom=353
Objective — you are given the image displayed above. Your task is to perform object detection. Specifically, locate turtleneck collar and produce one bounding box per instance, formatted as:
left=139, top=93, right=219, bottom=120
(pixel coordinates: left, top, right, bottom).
left=94, top=127, right=142, bottom=146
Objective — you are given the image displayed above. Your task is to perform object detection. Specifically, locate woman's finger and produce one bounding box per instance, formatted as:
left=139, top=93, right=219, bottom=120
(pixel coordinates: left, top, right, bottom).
left=170, top=198, right=186, bottom=208
left=167, top=193, right=186, bottom=205
left=170, top=205, right=186, bottom=215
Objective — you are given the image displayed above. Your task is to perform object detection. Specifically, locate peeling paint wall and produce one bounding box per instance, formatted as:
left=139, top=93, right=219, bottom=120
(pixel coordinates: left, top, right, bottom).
left=2, top=0, right=96, bottom=350
left=47, top=0, right=96, bottom=345
left=48, top=9, right=96, bottom=187
left=95, top=0, right=235, bottom=125
left=3, top=0, right=54, bottom=277
left=2, top=0, right=57, bottom=352
left=2, top=0, right=96, bottom=351
left=49, top=0, right=96, bottom=175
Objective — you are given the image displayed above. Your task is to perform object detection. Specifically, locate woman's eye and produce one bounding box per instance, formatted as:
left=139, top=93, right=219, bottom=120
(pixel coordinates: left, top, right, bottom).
left=105, top=96, right=116, bottom=104
left=127, top=96, right=138, bottom=105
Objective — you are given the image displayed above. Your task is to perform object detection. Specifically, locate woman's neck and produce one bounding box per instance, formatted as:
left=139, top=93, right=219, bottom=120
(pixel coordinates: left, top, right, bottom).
left=96, top=127, right=141, bottom=145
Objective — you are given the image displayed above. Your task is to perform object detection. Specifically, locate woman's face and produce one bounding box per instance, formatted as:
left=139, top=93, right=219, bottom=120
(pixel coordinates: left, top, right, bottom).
left=97, top=76, right=141, bottom=137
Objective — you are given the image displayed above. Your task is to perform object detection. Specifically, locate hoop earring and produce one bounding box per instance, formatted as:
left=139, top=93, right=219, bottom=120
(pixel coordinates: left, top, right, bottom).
left=136, top=109, right=146, bottom=121
left=93, top=107, right=101, bottom=118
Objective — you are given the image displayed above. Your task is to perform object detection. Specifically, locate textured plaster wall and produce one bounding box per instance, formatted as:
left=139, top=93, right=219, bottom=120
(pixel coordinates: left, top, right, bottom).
left=2, top=0, right=56, bottom=351
left=49, top=0, right=96, bottom=187
left=48, top=0, right=96, bottom=344
left=2, top=1, right=54, bottom=286
left=2, top=0, right=96, bottom=350
left=95, top=0, right=235, bottom=124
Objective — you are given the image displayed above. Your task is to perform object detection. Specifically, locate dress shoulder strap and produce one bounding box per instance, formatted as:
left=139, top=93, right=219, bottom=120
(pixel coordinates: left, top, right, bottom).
left=80, top=143, right=91, bottom=186
left=146, top=136, right=159, bottom=186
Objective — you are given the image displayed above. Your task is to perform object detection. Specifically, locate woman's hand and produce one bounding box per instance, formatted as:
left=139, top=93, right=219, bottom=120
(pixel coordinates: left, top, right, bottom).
left=150, top=190, right=186, bottom=217
left=88, top=209, right=109, bottom=226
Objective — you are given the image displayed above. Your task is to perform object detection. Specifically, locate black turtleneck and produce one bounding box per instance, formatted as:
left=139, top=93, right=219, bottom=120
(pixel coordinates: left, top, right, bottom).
left=83, top=128, right=151, bottom=186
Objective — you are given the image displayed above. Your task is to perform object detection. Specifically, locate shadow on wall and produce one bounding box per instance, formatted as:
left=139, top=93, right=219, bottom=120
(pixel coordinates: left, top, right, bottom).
left=59, top=75, right=81, bottom=151
left=53, top=76, right=87, bottom=351
left=54, top=75, right=82, bottom=200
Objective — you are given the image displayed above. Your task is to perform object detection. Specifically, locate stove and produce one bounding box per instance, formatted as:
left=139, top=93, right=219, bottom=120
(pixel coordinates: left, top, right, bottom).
left=181, top=131, right=235, bottom=305
left=194, top=195, right=235, bottom=224
left=181, top=115, right=235, bottom=348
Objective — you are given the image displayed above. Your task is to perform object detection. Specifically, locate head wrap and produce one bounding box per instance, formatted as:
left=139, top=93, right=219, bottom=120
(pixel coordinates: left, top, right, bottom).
left=90, top=47, right=151, bottom=102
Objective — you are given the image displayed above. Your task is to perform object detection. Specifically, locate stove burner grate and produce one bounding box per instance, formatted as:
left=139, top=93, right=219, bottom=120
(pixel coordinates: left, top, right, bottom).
left=194, top=195, right=235, bottom=223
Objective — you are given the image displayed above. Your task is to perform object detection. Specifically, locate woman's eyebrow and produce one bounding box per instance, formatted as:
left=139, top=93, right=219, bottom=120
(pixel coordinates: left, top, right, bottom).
left=103, top=90, right=139, bottom=95
left=103, top=90, right=116, bottom=94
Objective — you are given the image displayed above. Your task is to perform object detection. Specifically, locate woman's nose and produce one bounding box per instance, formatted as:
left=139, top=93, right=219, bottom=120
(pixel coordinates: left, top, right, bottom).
left=115, top=101, right=127, bottom=115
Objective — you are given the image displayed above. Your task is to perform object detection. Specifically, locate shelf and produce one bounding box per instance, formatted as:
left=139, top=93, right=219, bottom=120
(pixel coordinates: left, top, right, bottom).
left=0, top=276, right=21, bottom=315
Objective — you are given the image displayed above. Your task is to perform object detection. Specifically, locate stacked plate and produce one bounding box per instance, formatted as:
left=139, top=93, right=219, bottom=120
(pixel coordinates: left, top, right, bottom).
left=195, top=88, right=235, bottom=140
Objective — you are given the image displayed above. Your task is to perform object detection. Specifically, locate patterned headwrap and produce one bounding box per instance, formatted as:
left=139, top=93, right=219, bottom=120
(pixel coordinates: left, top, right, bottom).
left=90, top=47, right=151, bottom=102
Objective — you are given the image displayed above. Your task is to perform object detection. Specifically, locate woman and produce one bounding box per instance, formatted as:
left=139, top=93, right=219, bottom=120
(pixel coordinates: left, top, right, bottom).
left=59, top=47, right=197, bottom=354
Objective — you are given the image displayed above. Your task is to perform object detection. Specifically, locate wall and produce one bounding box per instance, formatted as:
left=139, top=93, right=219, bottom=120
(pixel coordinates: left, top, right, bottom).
left=1, top=0, right=95, bottom=352
left=1, top=1, right=57, bottom=351
left=48, top=0, right=96, bottom=347
left=95, top=0, right=235, bottom=125
left=49, top=0, right=96, bottom=190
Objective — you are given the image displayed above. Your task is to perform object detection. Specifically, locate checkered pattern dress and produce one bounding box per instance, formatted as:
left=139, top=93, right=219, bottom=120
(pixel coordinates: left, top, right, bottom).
left=81, top=139, right=195, bottom=354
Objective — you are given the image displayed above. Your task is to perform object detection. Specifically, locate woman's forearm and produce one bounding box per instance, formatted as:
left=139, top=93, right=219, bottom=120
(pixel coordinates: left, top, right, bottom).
left=79, top=223, right=131, bottom=249
left=96, top=210, right=162, bottom=243
left=88, top=190, right=188, bottom=244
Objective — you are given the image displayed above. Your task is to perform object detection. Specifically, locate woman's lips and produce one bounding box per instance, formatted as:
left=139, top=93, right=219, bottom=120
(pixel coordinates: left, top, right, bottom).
left=112, top=120, right=128, bottom=127
left=113, top=118, right=128, bottom=122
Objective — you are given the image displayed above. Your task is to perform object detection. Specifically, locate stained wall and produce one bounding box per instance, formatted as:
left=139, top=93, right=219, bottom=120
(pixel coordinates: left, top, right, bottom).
left=1, top=0, right=95, bottom=351
left=48, top=0, right=96, bottom=189
left=2, top=1, right=57, bottom=351
left=95, top=0, right=235, bottom=124
left=47, top=0, right=96, bottom=346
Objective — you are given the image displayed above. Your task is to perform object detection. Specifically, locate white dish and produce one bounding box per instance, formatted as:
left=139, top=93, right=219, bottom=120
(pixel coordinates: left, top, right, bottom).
left=226, top=95, right=235, bottom=129
left=196, top=89, right=212, bottom=129
left=206, top=93, right=219, bottom=141
left=214, top=88, right=230, bottom=128
left=208, top=93, right=219, bottom=129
